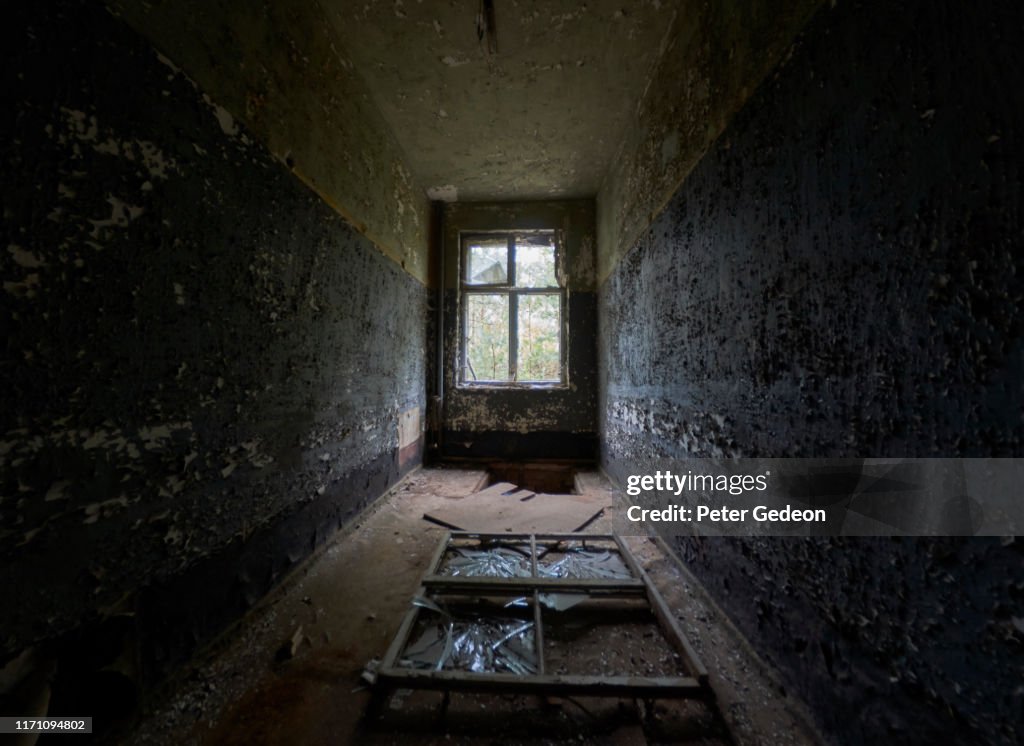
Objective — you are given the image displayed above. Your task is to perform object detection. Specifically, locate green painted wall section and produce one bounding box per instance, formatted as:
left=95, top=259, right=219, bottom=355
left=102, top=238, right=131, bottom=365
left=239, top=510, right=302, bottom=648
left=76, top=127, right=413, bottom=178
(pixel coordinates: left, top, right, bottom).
left=596, top=0, right=826, bottom=282
left=108, top=0, right=432, bottom=284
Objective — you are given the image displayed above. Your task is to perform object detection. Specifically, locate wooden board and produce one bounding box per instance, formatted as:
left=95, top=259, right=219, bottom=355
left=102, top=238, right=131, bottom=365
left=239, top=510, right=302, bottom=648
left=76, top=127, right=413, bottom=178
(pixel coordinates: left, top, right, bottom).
left=505, top=489, right=536, bottom=501
left=445, top=481, right=519, bottom=500
left=423, top=485, right=609, bottom=533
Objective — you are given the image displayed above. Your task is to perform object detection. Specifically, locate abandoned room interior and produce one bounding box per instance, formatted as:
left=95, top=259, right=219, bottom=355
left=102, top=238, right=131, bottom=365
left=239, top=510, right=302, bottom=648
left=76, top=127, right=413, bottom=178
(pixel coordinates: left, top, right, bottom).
left=1, top=0, right=1022, bottom=743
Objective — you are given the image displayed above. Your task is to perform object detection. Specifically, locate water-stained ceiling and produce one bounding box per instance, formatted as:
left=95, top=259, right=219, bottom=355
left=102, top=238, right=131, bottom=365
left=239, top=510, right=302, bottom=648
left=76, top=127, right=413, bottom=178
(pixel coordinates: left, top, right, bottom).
left=322, top=0, right=681, bottom=202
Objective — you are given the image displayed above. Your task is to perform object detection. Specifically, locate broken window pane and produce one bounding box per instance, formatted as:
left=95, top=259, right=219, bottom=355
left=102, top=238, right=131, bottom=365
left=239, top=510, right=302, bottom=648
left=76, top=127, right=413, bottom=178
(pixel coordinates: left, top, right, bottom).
left=441, top=547, right=533, bottom=577
left=465, top=293, right=509, bottom=381
left=515, top=235, right=556, bottom=288
left=400, top=608, right=537, bottom=675
left=537, top=549, right=632, bottom=579
left=466, top=237, right=508, bottom=285
left=517, top=294, right=560, bottom=381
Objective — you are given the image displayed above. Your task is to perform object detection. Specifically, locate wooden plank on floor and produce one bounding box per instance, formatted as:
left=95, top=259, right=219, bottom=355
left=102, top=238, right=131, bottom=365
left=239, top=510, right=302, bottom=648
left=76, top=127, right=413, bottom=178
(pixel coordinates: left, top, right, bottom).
left=457, top=481, right=520, bottom=500
left=376, top=667, right=704, bottom=698
left=423, top=491, right=609, bottom=533
left=421, top=575, right=645, bottom=592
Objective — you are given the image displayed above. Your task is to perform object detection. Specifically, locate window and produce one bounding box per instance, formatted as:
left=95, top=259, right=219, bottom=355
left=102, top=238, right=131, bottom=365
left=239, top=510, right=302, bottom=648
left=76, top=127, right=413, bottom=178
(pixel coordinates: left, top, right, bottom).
left=460, top=232, right=564, bottom=384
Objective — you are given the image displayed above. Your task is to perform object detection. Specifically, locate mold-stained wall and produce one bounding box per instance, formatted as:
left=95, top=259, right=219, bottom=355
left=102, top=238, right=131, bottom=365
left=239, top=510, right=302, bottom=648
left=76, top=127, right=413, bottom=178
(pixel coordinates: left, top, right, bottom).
left=441, top=201, right=598, bottom=460
left=1, top=0, right=427, bottom=698
left=107, top=0, right=432, bottom=284
left=318, top=0, right=683, bottom=203
left=599, top=0, right=1023, bottom=743
left=596, top=0, right=825, bottom=281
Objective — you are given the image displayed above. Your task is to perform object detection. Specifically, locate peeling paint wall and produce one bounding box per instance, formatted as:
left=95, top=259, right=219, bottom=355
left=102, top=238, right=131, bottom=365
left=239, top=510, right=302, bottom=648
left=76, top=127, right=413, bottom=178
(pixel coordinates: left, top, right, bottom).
left=107, top=0, right=432, bottom=284
left=441, top=201, right=597, bottom=460
left=599, top=0, right=1023, bottom=742
left=596, top=0, right=825, bottom=281
left=1, top=0, right=426, bottom=699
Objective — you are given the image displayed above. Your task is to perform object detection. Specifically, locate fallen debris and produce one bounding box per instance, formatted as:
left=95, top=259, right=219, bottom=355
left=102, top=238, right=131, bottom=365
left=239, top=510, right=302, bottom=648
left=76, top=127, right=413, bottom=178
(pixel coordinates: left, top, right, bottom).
left=275, top=625, right=306, bottom=662
left=423, top=481, right=609, bottom=533
left=369, top=532, right=710, bottom=701
left=442, top=547, right=533, bottom=577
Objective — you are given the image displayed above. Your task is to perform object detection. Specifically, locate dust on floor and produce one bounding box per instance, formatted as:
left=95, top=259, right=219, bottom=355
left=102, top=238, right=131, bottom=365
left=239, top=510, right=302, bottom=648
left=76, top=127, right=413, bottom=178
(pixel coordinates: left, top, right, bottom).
left=128, top=467, right=824, bottom=745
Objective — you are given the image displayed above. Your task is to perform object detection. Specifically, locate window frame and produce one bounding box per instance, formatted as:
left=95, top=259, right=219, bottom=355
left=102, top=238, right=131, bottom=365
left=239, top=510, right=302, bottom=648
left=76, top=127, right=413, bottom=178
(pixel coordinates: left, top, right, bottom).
left=458, top=230, right=566, bottom=388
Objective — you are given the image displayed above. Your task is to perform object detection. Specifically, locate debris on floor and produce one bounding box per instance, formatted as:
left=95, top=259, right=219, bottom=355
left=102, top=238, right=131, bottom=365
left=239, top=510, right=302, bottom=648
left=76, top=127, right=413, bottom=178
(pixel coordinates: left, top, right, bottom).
left=422, top=481, right=611, bottom=533
left=370, top=532, right=710, bottom=702
left=540, top=547, right=632, bottom=579
left=128, top=469, right=824, bottom=746
left=275, top=625, right=308, bottom=662
left=441, top=546, right=532, bottom=577
left=400, top=607, right=538, bottom=675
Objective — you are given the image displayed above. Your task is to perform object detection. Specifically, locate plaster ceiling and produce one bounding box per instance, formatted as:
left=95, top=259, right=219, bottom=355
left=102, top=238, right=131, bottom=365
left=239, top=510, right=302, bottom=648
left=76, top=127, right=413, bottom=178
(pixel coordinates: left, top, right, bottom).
left=322, top=0, right=681, bottom=202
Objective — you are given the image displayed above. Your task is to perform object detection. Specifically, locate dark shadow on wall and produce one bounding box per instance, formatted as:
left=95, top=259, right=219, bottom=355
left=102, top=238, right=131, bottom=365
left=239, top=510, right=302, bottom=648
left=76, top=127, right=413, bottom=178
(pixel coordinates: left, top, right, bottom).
left=599, top=0, right=1024, bottom=743
left=0, top=0, right=426, bottom=729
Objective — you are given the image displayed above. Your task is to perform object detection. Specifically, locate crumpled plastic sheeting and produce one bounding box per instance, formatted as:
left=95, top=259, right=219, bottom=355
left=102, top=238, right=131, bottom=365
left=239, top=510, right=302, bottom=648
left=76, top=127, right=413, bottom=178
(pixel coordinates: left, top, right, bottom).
left=441, top=547, right=532, bottom=577
left=400, top=618, right=536, bottom=675
left=538, top=549, right=632, bottom=580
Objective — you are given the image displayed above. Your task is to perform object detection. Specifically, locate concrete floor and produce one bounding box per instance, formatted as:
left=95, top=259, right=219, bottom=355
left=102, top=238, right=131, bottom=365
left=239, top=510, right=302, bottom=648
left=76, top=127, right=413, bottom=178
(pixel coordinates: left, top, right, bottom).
left=130, top=467, right=825, bottom=745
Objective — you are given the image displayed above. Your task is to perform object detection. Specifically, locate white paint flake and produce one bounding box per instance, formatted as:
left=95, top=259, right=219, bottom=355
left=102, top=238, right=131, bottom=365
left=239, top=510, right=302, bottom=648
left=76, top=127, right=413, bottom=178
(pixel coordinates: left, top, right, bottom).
left=88, top=196, right=144, bottom=238
left=7, top=244, right=44, bottom=268
left=427, top=184, right=458, bottom=202
left=203, top=94, right=240, bottom=137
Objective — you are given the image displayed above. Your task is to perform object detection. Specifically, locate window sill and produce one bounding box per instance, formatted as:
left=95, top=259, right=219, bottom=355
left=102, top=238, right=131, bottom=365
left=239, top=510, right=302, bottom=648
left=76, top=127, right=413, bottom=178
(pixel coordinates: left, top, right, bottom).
left=456, top=381, right=568, bottom=392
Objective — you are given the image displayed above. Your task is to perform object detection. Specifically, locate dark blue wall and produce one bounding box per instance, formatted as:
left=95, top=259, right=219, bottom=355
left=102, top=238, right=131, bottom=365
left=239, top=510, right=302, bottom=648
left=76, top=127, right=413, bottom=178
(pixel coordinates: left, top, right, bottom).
left=599, top=1, right=1023, bottom=742
left=0, top=0, right=426, bottom=710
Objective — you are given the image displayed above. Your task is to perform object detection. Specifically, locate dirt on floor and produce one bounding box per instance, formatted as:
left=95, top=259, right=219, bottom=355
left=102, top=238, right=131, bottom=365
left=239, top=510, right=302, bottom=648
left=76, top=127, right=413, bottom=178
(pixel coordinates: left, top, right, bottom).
left=127, top=467, right=826, bottom=746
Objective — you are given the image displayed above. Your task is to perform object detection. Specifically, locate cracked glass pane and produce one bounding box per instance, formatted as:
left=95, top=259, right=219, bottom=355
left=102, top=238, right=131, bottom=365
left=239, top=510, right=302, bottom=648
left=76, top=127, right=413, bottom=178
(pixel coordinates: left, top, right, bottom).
left=466, top=237, right=508, bottom=285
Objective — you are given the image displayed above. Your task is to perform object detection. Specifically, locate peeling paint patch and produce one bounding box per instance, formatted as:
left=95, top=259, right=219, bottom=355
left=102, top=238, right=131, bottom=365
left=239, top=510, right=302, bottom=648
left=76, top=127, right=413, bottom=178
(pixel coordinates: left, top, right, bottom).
left=7, top=244, right=45, bottom=268
left=88, top=195, right=144, bottom=238
left=203, top=94, right=239, bottom=137
left=83, top=495, right=129, bottom=524
left=59, top=106, right=98, bottom=141
left=135, top=139, right=176, bottom=179
left=427, top=184, right=458, bottom=202
left=45, top=480, right=72, bottom=502
left=155, top=51, right=180, bottom=74
left=4, top=272, right=41, bottom=298
left=398, top=406, right=420, bottom=450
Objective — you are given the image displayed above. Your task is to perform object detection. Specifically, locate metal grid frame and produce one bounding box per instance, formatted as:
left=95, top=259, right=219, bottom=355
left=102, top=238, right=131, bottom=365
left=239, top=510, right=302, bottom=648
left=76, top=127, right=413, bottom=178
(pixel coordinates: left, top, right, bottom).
left=372, top=532, right=710, bottom=699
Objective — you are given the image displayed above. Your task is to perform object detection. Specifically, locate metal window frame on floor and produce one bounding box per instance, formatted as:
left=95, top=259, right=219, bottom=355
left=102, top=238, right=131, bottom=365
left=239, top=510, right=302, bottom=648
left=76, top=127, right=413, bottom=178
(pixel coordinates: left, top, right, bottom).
left=371, top=531, right=711, bottom=700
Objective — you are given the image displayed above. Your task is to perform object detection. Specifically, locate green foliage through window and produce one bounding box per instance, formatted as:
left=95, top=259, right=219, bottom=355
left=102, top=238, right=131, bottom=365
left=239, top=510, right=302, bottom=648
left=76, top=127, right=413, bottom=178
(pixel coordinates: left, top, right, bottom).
left=462, top=233, right=562, bottom=383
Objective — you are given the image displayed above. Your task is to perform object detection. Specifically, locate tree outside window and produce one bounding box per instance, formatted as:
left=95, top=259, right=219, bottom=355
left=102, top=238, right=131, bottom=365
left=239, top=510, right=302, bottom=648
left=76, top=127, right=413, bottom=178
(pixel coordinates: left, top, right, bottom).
left=460, top=232, right=563, bottom=384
